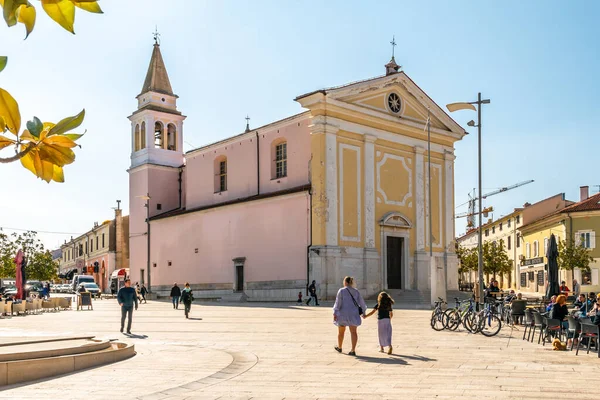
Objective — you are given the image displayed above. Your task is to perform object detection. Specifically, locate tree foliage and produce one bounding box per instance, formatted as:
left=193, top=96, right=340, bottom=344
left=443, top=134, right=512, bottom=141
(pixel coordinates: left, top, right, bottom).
left=0, top=230, right=58, bottom=281
left=456, top=244, right=478, bottom=275
left=483, top=240, right=512, bottom=278
left=558, top=238, right=593, bottom=273
left=0, top=0, right=102, bottom=182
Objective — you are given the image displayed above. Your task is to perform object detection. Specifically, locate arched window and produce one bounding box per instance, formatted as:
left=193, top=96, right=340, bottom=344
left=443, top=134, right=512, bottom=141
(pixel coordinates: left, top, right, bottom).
left=271, top=139, right=287, bottom=179
left=167, top=123, right=177, bottom=151
left=533, top=241, right=539, bottom=257
left=140, top=121, right=146, bottom=149
left=214, top=156, right=227, bottom=192
left=154, top=121, right=164, bottom=149
left=134, top=124, right=140, bottom=151
left=526, top=242, right=531, bottom=258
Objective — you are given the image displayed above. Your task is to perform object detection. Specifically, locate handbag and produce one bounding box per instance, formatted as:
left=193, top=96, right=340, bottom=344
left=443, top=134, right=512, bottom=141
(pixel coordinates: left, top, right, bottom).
left=346, top=288, right=363, bottom=316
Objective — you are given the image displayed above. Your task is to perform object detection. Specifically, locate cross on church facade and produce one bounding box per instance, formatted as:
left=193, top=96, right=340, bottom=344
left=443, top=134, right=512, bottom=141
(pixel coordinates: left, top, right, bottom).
left=390, top=35, right=396, bottom=58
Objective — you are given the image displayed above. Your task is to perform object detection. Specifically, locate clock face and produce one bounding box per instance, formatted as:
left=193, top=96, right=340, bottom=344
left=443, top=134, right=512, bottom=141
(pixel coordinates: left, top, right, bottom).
left=387, top=93, right=402, bottom=114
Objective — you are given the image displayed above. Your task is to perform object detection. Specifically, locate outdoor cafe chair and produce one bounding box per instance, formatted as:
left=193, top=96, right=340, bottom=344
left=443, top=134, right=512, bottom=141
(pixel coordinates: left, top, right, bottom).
left=522, top=309, right=535, bottom=341
left=576, top=323, right=600, bottom=357
left=567, top=315, right=581, bottom=351
left=12, top=301, right=26, bottom=315
left=510, top=300, right=527, bottom=325
left=541, top=317, right=564, bottom=346
left=1, top=301, right=12, bottom=317
left=532, top=311, right=546, bottom=344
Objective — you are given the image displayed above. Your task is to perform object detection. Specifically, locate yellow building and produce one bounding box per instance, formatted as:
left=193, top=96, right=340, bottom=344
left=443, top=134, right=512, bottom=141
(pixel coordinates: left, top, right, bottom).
left=296, top=56, right=466, bottom=301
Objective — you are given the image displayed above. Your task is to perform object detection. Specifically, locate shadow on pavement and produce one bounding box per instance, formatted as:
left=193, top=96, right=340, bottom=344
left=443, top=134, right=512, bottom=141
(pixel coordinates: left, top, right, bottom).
left=125, top=333, right=148, bottom=339
left=354, top=355, right=408, bottom=365
left=187, top=317, right=203, bottom=320
left=391, top=354, right=437, bottom=362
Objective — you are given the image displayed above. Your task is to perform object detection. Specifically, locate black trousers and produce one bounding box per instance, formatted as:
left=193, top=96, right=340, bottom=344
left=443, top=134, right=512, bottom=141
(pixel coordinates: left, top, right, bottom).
left=306, top=293, right=319, bottom=305
left=121, top=306, right=133, bottom=332
left=184, top=301, right=191, bottom=317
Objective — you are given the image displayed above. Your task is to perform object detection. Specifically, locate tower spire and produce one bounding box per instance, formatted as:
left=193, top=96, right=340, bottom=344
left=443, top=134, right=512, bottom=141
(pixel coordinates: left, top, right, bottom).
left=139, top=30, right=174, bottom=97
left=245, top=115, right=251, bottom=133
left=385, top=35, right=401, bottom=76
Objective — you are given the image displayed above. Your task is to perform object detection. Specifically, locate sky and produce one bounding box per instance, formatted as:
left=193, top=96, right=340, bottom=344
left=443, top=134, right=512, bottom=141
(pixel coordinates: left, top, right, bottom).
left=1, top=0, right=599, bottom=249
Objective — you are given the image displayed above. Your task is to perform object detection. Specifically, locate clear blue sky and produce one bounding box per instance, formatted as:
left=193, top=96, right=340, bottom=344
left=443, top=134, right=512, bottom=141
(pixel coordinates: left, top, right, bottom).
left=1, top=0, right=598, bottom=248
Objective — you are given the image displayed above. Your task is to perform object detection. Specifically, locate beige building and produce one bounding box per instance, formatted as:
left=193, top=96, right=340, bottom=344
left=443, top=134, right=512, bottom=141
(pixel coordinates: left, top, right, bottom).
left=60, top=208, right=129, bottom=293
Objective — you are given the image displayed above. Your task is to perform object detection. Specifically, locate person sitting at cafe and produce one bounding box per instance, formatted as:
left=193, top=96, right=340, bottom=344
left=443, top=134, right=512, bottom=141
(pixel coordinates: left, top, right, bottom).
left=590, top=294, right=600, bottom=324
left=546, top=295, right=557, bottom=312
left=559, top=281, right=570, bottom=295
left=504, top=290, right=516, bottom=303
left=78, top=284, right=87, bottom=294
left=574, top=294, right=587, bottom=316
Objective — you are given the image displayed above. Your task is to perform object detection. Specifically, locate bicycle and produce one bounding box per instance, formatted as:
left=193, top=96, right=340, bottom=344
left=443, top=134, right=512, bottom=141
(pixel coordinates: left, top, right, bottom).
left=431, top=297, right=446, bottom=331
left=473, top=298, right=502, bottom=337
left=443, top=298, right=478, bottom=332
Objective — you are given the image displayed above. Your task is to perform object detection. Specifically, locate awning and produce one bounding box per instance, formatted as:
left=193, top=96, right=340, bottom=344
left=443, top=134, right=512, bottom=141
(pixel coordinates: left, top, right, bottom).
left=110, top=268, right=129, bottom=279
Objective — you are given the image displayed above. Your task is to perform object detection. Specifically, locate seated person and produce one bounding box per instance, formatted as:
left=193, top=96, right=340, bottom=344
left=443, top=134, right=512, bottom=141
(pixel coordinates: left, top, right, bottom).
left=78, top=284, right=87, bottom=294
left=573, top=294, right=587, bottom=316
left=546, top=295, right=557, bottom=312
left=587, top=292, right=597, bottom=313
left=510, top=293, right=527, bottom=324
left=559, top=281, right=570, bottom=295
left=504, top=290, right=517, bottom=303
left=591, top=295, right=600, bottom=324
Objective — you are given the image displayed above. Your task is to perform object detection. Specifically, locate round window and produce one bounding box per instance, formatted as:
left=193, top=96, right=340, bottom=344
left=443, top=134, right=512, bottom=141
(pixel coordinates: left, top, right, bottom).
left=161, top=98, right=165, bottom=102
left=387, top=93, right=402, bottom=114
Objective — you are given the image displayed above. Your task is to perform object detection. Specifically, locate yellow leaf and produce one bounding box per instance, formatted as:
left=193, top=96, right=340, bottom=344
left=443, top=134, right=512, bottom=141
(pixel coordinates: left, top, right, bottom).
left=41, top=0, right=75, bottom=34
left=37, top=142, right=75, bottom=166
left=0, top=135, right=15, bottom=150
left=39, top=159, right=55, bottom=182
left=0, top=116, right=5, bottom=131
left=16, top=3, right=36, bottom=38
left=52, top=164, right=64, bottom=182
left=19, top=128, right=36, bottom=142
left=20, top=146, right=37, bottom=175
left=48, top=109, right=84, bottom=136
left=0, top=88, right=21, bottom=135
left=72, top=0, right=102, bottom=13
left=44, top=135, right=77, bottom=148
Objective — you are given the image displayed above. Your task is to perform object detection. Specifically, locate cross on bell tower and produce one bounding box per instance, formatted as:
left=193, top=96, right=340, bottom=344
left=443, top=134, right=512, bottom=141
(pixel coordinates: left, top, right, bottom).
left=385, top=35, right=401, bottom=76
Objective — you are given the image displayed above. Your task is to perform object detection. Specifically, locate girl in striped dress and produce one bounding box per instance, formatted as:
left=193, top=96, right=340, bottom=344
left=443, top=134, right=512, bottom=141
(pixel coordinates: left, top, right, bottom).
left=365, top=292, right=394, bottom=354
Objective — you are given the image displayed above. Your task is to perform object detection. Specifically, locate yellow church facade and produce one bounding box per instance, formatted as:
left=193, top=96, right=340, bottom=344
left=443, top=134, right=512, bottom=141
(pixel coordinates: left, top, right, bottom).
left=297, top=61, right=466, bottom=300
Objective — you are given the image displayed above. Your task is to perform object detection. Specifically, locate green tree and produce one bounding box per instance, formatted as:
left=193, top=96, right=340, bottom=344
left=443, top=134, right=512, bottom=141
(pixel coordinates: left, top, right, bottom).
left=483, top=240, right=512, bottom=280
left=0, top=230, right=57, bottom=280
left=0, top=0, right=102, bottom=182
left=456, top=244, right=478, bottom=277
left=557, top=238, right=593, bottom=275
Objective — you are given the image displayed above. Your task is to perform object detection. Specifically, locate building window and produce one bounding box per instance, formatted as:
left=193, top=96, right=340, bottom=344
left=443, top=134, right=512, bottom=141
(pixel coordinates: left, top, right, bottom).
left=102, top=233, right=105, bottom=248
left=507, top=219, right=511, bottom=228
left=96, top=236, right=98, bottom=250
left=275, top=141, right=287, bottom=178
left=507, top=236, right=512, bottom=250
left=85, top=242, right=88, bottom=255
left=157, top=204, right=162, bottom=211
left=582, top=270, right=592, bottom=285
left=544, top=238, right=549, bottom=255
left=154, top=121, right=164, bottom=149
left=140, top=122, right=146, bottom=149
left=214, top=156, right=227, bottom=193
left=533, top=241, right=539, bottom=257
left=578, top=231, right=595, bottom=249
left=517, top=233, right=521, bottom=248
left=492, top=226, right=495, bottom=234
left=526, top=243, right=530, bottom=258
left=167, top=123, right=177, bottom=151
left=485, top=229, right=489, bottom=237
left=90, top=238, right=93, bottom=253
left=499, top=222, right=503, bottom=231
left=387, top=92, right=402, bottom=113
left=516, top=215, right=521, bottom=224
left=134, top=124, right=140, bottom=151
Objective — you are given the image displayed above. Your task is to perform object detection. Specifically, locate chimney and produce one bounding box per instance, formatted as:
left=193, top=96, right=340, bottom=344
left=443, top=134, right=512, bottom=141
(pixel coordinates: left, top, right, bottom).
left=580, top=186, right=589, bottom=201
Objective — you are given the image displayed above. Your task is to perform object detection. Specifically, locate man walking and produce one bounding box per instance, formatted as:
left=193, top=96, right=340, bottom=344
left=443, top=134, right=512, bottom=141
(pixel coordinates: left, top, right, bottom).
left=181, top=283, right=193, bottom=319
left=140, top=284, right=148, bottom=304
left=306, top=280, right=319, bottom=306
left=117, top=279, right=138, bottom=334
left=170, top=282, right=181, bottom=309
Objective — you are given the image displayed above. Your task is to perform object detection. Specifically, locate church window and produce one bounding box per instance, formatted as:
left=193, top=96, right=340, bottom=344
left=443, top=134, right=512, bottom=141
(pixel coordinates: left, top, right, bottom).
left=214, top=156, right=227, bottom=193
left=134, top=124, right=140, bottom=151
left=141, top=122, right=146, bottom=149
left=275, top=142, right=287, bottom=178
left=167, top=123, right=177, bottom=151
left=154, top=121, right=164, bottom=149
left=157, top=204, right=162, bottom=211
left=387, top=92, right=402, bottom=114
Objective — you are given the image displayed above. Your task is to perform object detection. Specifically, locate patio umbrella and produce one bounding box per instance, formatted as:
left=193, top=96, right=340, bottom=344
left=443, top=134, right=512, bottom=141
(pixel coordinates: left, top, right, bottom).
left=14, top=249, right=24, bottom=300
left=545, top=234, right=560, bottom=299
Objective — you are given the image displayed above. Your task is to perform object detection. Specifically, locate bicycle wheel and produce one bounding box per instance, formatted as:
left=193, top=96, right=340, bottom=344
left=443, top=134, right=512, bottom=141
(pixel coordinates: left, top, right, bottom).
left=462, top=311, right=477, bottom=333
left=431, top=310, right=445, bottom=331
left=479, top=313, right=502, bottom=337
left=443, top=309, right=460, bottom=331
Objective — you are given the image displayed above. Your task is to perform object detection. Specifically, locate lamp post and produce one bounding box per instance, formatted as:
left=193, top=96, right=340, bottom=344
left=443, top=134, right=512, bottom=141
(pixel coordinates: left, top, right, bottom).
left=447, top=93, right=490, bottom=306
left=139, top=194, right=151, bottom=293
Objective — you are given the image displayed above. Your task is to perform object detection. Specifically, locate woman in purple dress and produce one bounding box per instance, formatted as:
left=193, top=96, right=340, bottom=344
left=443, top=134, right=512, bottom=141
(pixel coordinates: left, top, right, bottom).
left=333, top=276, right=367, bottom=356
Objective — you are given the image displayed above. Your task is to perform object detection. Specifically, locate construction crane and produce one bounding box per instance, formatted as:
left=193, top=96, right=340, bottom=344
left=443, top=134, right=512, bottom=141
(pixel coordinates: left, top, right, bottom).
left=456, top=180, right=534, bottom=228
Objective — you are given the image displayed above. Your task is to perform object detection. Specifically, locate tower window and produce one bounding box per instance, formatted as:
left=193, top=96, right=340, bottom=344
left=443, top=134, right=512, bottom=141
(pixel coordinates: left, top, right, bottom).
left=154, top=121, right=164, bottom=149
left=214, top=156, right=227, bottom=192
left=141, top=121, right=146, bottom=149
left=167, top=123, right=177, bottom=151
left=134, top=124, right=141, bottom=151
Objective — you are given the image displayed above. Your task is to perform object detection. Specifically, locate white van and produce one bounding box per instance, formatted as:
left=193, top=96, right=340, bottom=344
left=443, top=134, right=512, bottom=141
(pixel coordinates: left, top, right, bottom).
left=72, top=275, right=95, bottom=292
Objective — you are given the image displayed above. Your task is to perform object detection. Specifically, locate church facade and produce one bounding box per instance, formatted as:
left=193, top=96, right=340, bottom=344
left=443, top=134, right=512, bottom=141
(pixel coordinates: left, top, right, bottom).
left=128, top=42, right=466, bottom=302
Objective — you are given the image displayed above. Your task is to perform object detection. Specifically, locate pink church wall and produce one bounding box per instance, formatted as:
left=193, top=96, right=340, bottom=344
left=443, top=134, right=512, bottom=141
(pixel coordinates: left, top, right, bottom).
left=148, top=192, right=309, bottom=292
left=184, top=114, right=311, bottom=210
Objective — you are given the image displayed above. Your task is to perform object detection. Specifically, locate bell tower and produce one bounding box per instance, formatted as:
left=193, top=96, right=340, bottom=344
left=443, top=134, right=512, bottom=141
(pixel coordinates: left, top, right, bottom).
left=128, top=36, right=186, bottom=291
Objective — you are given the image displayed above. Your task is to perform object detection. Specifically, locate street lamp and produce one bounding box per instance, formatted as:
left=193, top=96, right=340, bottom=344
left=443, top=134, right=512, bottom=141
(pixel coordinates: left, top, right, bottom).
left=138, top=194, right=151, bottom=293
left=447, top=93, right=490, bottom=306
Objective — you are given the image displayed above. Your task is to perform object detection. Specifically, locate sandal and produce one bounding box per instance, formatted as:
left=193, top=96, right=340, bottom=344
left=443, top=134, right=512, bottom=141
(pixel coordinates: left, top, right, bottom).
left=334, top=346, right=342, bottom=353
left=349, top=351, right=356, bottom=356
left=388, top=346, right=393, bottom=355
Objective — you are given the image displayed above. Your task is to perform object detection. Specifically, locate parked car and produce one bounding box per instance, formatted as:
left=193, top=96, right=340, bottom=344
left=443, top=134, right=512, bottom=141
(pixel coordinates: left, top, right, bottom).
left=81, top=282, right=101, bottom=298
left=72, top=275, right=95, bottom=292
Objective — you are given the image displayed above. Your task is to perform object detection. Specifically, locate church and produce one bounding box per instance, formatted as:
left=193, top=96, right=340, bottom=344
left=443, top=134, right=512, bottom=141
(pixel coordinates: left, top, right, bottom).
left=128, top=39, right=466, bottom=302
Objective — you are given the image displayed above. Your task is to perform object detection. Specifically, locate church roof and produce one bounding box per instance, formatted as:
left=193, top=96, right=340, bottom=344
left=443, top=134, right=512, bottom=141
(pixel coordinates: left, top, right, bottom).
left=140, top=43, right=174, bottom=97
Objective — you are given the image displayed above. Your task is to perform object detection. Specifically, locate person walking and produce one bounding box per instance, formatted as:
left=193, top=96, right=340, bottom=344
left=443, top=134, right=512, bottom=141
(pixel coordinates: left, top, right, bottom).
left=181, top=282, right=193, bottom=319
left=306, top=280, right=319, bottom=306
left=364, top=291, right=395, bottom=354
left=573, top=279, right=580, bottom=297
left=117, top=279, right=138, bottom=334
left=333, top=276, right=367, bottom=356
left=140, top=284, right=148, bottom=304
left=170, top=283, right=181, bottom=309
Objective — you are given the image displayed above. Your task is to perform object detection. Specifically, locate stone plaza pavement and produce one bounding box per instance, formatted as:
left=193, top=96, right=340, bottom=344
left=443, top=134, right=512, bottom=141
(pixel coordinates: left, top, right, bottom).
left=1, top=298, right=600, bottom=400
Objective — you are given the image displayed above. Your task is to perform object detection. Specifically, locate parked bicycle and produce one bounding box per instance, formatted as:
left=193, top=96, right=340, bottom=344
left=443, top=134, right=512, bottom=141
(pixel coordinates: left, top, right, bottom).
left=443, top=298, right=478, bottom=333
left=431, top=297, right=446, bottom=331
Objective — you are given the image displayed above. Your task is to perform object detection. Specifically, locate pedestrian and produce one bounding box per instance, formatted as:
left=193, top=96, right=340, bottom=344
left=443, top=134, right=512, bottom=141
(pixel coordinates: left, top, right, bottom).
left=297, top=291, right=303, bottom=304
left=306, top=280, right=319, bottom=306
left=181, top=283, right=193, bottom=319
left=170, top=282, right=181, bottom=309
left=364, top=291, right=395, bottom=355
left=573, top=279, right=580, bottom=297
left=333, top=276, right=367, bottom=356
left=135, top=282, right=141, bottom=302
left=117, top=279, right=138, bottom=334
left=140, top=284, right=148, bottom=304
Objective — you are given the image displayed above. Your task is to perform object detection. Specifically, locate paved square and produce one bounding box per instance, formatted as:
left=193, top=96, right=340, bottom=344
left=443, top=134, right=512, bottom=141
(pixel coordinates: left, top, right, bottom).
left=1, top=299, right=599, bottom=399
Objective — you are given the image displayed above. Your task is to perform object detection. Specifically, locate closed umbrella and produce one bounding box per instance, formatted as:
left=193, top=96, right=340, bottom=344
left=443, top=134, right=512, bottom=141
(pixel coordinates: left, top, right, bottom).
left=14, top=249, right=24, bottom=300
left=545, top=234, right=560, bottom=299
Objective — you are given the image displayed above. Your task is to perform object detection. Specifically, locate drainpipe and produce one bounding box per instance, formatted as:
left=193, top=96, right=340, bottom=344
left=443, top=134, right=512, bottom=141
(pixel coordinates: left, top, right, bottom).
left=178, top=167, right=183, bottom=209
left=256, top=132, right=260, bottom=196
